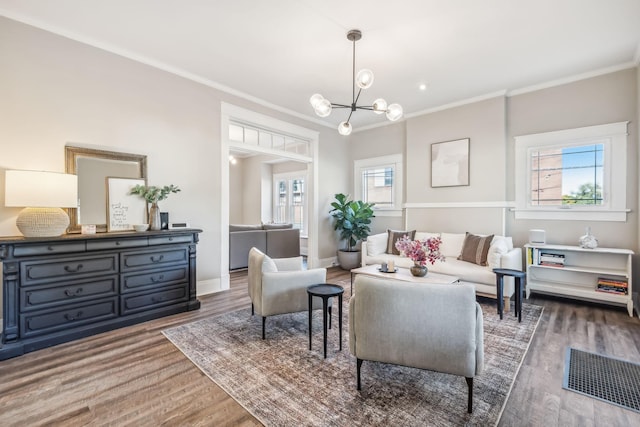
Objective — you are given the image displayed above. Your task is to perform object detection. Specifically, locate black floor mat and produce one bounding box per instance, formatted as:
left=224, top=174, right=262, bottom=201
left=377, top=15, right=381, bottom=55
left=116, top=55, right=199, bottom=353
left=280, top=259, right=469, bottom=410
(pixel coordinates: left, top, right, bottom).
left=563, top=347, right=640, bottom=413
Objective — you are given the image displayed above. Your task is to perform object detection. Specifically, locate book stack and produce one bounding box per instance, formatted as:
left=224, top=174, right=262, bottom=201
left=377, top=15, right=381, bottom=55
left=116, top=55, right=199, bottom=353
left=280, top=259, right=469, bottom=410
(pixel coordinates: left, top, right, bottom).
left=539, top=252, right=565, bottom=267
left=596, top=278, right=628, bottom=295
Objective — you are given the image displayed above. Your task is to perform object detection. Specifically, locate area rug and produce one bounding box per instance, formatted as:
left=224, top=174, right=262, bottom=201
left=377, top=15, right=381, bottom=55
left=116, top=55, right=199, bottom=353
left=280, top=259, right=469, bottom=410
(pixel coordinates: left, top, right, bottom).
left=563, top=347, right=640, bottom=413
left=163, top=282, right=543, bottom=426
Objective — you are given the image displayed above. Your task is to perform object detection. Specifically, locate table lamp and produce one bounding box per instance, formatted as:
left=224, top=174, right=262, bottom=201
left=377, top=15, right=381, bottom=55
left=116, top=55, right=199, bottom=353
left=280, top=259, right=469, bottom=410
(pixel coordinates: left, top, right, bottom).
left=4, top=170, right=78, bottom=237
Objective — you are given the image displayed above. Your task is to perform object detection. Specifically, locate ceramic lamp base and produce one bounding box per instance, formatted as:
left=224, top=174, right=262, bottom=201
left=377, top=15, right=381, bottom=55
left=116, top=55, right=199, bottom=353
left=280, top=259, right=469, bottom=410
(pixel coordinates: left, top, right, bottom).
left=16, top=207, right=70, bottom=237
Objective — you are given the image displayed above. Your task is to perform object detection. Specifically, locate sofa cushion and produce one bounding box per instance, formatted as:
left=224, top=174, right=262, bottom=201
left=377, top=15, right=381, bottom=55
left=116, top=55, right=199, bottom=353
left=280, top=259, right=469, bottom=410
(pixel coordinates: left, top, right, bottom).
left=273, top=256, right=303, bottom=271
left=458, top=232, right=494, bottom=266
left=230, top=224, right=263, bottom=232
left=366, top=233, right=388, bottom=256
left=386, top=229, right=416, bottom=255
left=439, top=233, right=466, bottom=258
left=262, top=223, right=293, bottom=230
left=432, top=258, right=496, bottom=286
left=414, top=231, right=441, bottom=241
left=487, top=236, right=510, bottom=269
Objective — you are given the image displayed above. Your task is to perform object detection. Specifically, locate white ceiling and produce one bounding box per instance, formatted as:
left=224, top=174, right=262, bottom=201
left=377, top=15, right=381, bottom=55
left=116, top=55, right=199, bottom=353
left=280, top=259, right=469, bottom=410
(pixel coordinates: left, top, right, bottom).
left=1, top=0, right=639, bottom=132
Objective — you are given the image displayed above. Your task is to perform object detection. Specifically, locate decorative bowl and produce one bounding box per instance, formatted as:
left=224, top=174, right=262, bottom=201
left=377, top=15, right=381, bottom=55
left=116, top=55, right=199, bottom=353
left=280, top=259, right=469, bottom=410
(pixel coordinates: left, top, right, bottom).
left=133, top=224, right=149, bottom=232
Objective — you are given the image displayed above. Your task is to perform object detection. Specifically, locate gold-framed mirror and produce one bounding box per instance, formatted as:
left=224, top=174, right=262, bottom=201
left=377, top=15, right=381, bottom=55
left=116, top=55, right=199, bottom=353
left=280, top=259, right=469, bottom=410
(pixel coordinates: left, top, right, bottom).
left=65, top=145, right=147, bottom=233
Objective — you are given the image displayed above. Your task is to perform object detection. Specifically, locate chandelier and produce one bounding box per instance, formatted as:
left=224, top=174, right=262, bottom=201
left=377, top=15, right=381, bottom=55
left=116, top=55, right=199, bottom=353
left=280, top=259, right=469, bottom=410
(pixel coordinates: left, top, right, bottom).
left=310, top=29, right=403, bottom=136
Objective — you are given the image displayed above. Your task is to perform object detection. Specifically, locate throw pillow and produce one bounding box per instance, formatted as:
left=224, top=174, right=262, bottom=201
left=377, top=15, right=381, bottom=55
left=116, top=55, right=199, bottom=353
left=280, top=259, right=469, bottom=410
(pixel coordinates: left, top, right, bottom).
left=262, top=254, right=278, bottom=273
left=439, top=233, right=467, bottom=258
left=487, top=235, right=509, bottom=269
left=366, top=233, right=388, bottom=256
left=386, top=229, right=416, bottom=255
left=458, top=232, right=494, bottom=266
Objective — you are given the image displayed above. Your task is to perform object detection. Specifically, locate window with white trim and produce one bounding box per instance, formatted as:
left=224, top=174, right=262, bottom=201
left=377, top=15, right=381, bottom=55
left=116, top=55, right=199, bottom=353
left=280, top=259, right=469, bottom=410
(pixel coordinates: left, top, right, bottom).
left=514, top=122, right=628, bottom=221
left=273, top=172, right=306, bottom=234
left=354, top=154, right=403, bottom=216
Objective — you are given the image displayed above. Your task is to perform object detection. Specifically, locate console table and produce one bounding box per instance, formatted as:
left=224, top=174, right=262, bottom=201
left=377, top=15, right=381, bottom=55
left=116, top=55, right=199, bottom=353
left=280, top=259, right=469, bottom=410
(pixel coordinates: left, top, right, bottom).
left=0, top=229, right=202, bottom=360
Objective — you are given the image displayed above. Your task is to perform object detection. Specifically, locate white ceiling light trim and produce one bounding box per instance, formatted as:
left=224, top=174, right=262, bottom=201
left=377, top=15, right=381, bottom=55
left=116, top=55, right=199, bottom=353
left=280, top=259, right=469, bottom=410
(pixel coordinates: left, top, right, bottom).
left=310, top=29, right=403, bottom=136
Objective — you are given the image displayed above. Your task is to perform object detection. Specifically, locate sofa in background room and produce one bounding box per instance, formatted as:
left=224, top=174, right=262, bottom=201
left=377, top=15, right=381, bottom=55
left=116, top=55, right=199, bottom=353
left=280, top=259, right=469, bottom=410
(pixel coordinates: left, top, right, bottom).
left=229, top=223, right=301, bottom=270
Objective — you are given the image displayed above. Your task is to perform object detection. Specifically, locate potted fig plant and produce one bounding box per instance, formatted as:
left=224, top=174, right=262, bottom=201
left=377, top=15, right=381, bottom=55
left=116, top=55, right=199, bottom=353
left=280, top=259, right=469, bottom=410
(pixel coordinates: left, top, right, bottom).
left=130, top=184, right=180, bottom=231
left=329, top=193, right=375, bottom=270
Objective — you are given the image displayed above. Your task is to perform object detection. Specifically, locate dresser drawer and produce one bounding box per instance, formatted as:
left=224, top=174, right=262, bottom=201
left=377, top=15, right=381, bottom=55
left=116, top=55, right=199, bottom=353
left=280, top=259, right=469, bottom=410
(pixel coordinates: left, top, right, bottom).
left=22, top=254, right=119, bottom=285
left=121, top=285, right=188, bottom=315
left=20, top=297, right=118, bottom=338
left=149, top=234, right=194, bottom=246
left=13, top=241, right=86, bottom=257
left=86, top=237, right=148, bottom=251
left=121, top=266, right=188, bottom=293
left=20, top=276, right=118, bottom=312
left=121, top=247, right=188, bottom=271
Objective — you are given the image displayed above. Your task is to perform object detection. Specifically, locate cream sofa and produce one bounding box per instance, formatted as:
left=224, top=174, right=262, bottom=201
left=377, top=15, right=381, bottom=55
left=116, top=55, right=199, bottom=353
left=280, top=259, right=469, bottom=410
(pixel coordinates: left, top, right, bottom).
left=350, top=275, right=483, bottom=413
left=361, top=231, right=522, bottom=304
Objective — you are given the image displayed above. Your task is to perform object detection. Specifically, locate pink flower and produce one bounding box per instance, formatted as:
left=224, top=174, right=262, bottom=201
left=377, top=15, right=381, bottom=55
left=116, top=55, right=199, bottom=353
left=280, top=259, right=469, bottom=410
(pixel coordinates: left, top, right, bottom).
left=394, top=235, right=445, bottom=266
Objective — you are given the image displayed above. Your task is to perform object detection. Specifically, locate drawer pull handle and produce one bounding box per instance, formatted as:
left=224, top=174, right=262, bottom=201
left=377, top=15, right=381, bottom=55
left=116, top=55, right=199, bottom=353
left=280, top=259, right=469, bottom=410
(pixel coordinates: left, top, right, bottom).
left=64, top=264, right=84, bottom=273
left=47, top=245, right=54, bottom=251
left=64, top=288, right=83, bottom=297
left=150, top=255, right=164, bottom=263
left=116, top=241, right=121, bottom=246
left=151, top=275, right=165, bottom=283
left=64, top=311, right=84, bottom=321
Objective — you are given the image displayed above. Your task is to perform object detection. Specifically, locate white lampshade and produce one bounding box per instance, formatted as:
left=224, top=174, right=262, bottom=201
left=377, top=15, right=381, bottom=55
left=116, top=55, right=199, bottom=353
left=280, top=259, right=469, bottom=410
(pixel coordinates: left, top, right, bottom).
left=356, top=69, right=374, bottom=89
left=372, top=98, right=387, bottom=114
left=338, top=121, right=352, bottom=136
left=5, top=170, right=78, bottom=237
left=386, top=103, right=403, bottom=121
left=314, top=98, right=332, bottom=118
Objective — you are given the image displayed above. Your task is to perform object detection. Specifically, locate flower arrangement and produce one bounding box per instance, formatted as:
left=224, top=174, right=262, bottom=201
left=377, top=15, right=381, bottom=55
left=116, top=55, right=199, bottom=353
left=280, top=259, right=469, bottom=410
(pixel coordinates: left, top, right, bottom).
left=130, top=184, right=180, bottom=204
left=394, top=235, right=445, bottom=266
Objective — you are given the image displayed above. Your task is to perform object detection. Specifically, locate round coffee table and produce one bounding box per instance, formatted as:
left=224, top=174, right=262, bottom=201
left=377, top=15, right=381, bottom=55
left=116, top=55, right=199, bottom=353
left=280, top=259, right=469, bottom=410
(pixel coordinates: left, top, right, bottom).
left=307, top=283, right=344, bottom=358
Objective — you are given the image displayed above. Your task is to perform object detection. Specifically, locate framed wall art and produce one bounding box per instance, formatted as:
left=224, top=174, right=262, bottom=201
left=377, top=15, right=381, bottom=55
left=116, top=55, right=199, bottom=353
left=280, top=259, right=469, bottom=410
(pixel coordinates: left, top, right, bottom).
left=106, top=177, right=147, bottom=231
left=431, top=138, right=470, bottom=187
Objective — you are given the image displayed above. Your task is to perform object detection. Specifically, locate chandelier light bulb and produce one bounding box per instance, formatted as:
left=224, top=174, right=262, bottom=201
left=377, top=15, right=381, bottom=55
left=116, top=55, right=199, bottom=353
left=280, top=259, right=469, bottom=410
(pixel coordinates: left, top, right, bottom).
left=386, top=103, right=403, bottom=121
left=356, top=69, right=374, bottom=89
left=309, top=93, right=324, bottom=109
left=314, top=98, right=332, bottom=117
left=338, top=121, right=352, bottom=136
left=372, top=98, right=387, bottom=114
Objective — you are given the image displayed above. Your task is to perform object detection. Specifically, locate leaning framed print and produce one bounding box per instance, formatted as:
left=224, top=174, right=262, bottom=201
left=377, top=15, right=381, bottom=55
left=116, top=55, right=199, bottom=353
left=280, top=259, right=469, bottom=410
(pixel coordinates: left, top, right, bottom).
left=431, top=138, right=470, bottom=187
left=106, top=177, right=147, bottom=231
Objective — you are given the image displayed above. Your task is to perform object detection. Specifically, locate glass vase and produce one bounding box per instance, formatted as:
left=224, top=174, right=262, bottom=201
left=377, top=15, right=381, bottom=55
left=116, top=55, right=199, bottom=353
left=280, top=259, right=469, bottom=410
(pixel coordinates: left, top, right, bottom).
left=410, top=262, right=428, bottom=277
left=149, top=202, right=161, bottom=231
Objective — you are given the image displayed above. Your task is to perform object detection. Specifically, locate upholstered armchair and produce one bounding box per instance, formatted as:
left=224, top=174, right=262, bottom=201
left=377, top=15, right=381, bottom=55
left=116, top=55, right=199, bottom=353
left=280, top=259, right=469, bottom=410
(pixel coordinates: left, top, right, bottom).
left=349, top=275, right=484, bottom=413
left=248, top=247, right=328, bottom=339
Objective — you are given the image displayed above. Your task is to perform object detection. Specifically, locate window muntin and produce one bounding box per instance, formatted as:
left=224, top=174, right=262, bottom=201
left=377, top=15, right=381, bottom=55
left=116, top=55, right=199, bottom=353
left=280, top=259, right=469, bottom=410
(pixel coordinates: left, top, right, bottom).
left=530, top=143, right=604, bottom=206
left=273, top=174, right=306, bottom=233
left=354, top=154, right=403, bottom=216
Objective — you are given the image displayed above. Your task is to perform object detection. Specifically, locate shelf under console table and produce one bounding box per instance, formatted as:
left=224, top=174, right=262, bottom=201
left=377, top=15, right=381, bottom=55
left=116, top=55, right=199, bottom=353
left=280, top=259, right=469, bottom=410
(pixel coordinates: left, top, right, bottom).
left=525, top=243, right=634, bottom=317
left=0, top=229, right=202, bottom=360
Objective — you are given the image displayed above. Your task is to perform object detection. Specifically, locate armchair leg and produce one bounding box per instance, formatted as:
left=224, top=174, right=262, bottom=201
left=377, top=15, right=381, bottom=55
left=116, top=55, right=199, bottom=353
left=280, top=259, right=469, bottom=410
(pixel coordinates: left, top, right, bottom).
left=251, top=303, right=254, bottom=316
left=357, top=358, right=363, bottom=390
left=465, top=377, right=473, bottom=413
left=262, top=317, right=266, bottom=340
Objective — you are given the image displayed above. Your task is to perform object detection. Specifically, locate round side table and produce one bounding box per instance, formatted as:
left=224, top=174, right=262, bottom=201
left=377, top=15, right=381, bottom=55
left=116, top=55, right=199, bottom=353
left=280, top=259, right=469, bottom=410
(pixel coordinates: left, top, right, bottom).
left=307, top=283, right=344, bottom=358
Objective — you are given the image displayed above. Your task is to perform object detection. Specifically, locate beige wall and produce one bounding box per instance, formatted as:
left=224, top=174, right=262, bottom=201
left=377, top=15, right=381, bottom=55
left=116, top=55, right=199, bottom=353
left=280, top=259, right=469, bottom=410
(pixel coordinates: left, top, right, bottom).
left=228, top=158, right=244, bottom=223
left=506, top=68, right=638, bottom=251
left=0, top=17, right=347, bottom=299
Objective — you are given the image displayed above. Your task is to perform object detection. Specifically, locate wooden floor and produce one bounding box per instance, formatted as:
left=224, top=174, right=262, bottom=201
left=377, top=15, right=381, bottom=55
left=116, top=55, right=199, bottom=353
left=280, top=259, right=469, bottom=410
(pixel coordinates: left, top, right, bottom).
left=1, top=267, right=639, bottom=426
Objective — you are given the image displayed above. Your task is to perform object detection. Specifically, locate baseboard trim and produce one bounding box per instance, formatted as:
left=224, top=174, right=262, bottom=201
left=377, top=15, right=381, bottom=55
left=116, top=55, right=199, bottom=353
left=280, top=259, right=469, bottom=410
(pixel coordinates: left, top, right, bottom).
left=198, top=278, right=226, bottom=296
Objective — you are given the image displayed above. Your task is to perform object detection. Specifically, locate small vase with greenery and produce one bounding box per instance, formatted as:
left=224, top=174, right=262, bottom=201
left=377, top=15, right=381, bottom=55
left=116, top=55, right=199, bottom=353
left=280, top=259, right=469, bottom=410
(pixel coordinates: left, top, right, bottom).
left=329, top=193, right=375, bottom=270
left=130, top=184, right=181, bottom=230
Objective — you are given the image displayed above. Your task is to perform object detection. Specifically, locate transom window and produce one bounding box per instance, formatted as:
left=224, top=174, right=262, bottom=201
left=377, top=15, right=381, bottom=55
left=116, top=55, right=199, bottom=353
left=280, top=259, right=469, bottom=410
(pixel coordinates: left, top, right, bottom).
left=530, top=143, right=604, bottom=206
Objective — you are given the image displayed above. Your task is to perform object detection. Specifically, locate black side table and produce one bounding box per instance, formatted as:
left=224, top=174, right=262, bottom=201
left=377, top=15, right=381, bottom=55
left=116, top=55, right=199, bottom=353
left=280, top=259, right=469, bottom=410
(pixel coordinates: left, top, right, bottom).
left=493, top=268, right=526, bottom=322
left=307, top=284, right=344, bottom=358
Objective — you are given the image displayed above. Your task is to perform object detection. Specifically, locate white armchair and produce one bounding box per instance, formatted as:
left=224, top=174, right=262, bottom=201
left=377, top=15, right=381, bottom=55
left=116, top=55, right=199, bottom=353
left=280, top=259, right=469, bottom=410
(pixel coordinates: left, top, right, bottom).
left=349, top=275, right=484, bottom=413
left=248, top=247, right=328, bottom=339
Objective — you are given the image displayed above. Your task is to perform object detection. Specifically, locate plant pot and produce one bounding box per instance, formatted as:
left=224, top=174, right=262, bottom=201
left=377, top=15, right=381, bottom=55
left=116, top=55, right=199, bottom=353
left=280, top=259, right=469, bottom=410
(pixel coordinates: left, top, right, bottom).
left=337, top=250, right=361, bottom=270
left=410, top=263, right=428, bottom=277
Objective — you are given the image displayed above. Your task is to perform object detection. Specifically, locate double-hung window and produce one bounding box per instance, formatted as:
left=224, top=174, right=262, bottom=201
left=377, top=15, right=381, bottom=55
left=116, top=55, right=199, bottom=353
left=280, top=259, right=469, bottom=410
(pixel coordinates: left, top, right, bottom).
left=515, top=122, right=628, bottom=221
left=273, top=172, right=306, bottom=234
left=354, top=154, right=403, bottom=216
